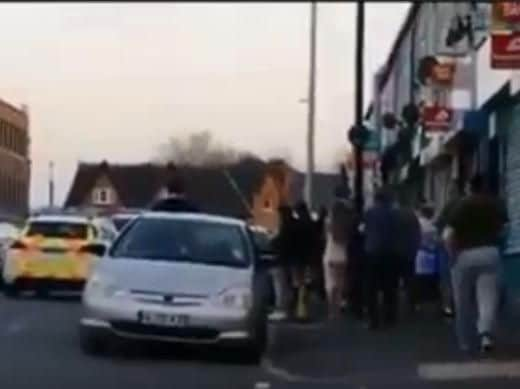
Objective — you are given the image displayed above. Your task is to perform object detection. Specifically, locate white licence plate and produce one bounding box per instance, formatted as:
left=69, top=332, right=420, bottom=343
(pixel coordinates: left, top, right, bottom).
left=139, top=311, right=189, bottom=327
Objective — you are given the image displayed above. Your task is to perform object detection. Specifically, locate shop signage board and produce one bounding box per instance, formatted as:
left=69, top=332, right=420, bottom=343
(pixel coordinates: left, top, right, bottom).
left=491, top=32, right=520, bottom=69
left=422, top=106, right=453, bottom=132
left=491, top=1, right=520, bottom=31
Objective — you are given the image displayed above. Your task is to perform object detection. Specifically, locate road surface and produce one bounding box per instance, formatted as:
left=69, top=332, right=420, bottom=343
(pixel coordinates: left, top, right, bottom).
left=1, top=294, right=520, bottom=389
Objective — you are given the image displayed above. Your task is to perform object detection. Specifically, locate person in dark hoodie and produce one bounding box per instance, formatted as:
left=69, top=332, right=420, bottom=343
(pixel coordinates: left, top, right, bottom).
left=362, top=187, right=401, bottom=329
left=346, top=204, right=365, bottom=319
left=310, top=206, right=328, bottom=300
left=150, top=174, right=200, bottom=213
left=292, top=202, right=314, bottom=320
left=271, top=205, right=297, bottom=319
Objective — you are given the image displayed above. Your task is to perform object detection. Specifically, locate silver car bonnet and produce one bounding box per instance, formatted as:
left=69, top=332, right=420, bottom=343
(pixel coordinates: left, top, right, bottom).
left=93, top=257, right=252, bottom=297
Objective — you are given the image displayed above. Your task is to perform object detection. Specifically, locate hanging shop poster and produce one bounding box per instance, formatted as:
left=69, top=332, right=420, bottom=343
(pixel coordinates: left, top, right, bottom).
left=422, top=106, right=453, bottom=132
left=491, top=32, right=520, bottom=69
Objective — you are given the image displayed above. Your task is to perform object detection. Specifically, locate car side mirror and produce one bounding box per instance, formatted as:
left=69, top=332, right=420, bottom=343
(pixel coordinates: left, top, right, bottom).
left=80, top=243, right=107, bottom=257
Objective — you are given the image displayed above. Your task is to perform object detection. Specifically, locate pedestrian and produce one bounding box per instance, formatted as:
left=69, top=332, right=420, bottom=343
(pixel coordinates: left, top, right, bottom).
left=394, top=197, right=422, bottom=315
left=292, top=201, right=314, bottom=320
left=149, top=174, right=200, bottom=213
left=414, top=203, right=441, bottom=308
left=322, top=199, right=352, bottom=319
left=445, top=174, right=508, bottom=353
left=270, top=205, right=295, bottom=321
left=311, top=206, right=328, bottom=301
left=436, top=184, right=460, bottom=317
left=346, top=206, right=365, bottom=320
left=362, top=187, right=401, bottom=329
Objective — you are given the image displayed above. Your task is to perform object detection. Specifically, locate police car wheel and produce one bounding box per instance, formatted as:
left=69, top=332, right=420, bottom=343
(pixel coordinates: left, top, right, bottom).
left=80, top=328, right=108, bottom=356
left=4, top=282, right=19, bottom=298
left=35, top=287, right=49, bottom=299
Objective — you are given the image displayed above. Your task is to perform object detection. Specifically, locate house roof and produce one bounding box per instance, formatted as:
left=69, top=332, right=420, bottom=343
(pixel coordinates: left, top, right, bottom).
left=65, top=162, right=170, bottom=209
left=65, top=158, right=339, bottom=217
left=226, top=156, right=267, bottom=205
left=289, top=171, right=339, bottom=210
left=64, top=162, right=252, bottom=219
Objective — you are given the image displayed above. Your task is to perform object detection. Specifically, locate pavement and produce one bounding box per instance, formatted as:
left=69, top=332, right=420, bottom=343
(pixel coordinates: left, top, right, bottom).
left=1, top=292, right=520, bottom=389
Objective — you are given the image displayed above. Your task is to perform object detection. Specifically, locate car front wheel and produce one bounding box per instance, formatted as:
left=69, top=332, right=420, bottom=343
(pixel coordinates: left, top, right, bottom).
left=79, top=327, right=108, bottom=356
left=242, top=315, right=268, bottom=364
left=4, top=282, right=19, bottom=298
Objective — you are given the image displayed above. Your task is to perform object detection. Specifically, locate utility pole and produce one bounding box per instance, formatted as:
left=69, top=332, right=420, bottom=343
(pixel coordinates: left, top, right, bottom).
left=304, top=1, right=317, bottom=211
left=49, top=161, right=55, bottom=208
left=354, top=1, right=365, bottom=213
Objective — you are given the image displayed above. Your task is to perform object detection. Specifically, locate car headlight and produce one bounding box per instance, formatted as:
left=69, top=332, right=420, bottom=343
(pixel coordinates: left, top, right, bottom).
left=213, top=286, right=252, bottom=310
left=84, top=273, right=123, bottom=298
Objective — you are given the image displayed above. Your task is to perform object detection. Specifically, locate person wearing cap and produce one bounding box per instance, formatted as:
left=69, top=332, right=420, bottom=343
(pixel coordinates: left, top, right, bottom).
left=150, top=175, right=200, bottom=213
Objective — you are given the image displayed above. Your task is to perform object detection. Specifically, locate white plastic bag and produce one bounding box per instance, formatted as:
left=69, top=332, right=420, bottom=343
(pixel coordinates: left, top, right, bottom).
left=415, top=247, right=438, bottom=275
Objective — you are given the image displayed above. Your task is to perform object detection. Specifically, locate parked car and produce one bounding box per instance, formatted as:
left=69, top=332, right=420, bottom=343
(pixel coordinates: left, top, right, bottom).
left=80, top=212, right=272, bottom=363
left=2, top=214, right=114, bottom=297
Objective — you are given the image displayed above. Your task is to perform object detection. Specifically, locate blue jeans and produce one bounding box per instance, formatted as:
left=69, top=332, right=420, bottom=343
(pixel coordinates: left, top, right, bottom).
left=451, top=246, right=501, bottom=349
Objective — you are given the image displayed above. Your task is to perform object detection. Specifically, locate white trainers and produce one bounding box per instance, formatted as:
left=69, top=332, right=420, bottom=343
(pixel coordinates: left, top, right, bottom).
left=481, top=335, right=495, bottom=353
left=268, top=311, right=287, bottom=321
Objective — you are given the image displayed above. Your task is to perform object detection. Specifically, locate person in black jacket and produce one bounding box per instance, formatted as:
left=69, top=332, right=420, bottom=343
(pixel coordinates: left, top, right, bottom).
left=271, top=205, right=296, bottom=319
left=292, top=202, right=314, bottom=320
left=346, top=207, right=365, bottom=319
left=150, top=175, right=200, bottom=213
left=310, top=206, right=328, bottom=300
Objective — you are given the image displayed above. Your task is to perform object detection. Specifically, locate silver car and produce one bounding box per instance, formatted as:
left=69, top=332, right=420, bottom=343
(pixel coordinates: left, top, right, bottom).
left=79, top=212, right=271, bottom=362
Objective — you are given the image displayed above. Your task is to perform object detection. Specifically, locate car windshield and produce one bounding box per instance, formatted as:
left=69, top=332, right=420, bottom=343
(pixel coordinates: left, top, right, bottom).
left=112, top=216, right=134, bottom=231
left=110, top=218, right=250, bottom=267
left=26, top=221, right=89, bottom=240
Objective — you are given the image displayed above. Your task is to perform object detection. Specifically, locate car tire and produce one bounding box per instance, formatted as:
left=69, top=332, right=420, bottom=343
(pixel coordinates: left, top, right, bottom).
left=79, top=327, right=108, bottom=356
left=35, top=287, right=49, bottom=299
left=4, top=282, right=19, bottom=298
left=242, top=315, right=268, bottom=365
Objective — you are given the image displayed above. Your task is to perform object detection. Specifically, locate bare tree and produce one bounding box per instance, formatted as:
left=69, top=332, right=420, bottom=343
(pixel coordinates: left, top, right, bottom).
left=157, top=130, right=249, bottom=167
left=263, top=146, right=294, bottom=165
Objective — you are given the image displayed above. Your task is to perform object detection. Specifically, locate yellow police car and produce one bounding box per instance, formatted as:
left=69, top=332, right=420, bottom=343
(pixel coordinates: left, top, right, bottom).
left=2, top=214, right=116, bottom=297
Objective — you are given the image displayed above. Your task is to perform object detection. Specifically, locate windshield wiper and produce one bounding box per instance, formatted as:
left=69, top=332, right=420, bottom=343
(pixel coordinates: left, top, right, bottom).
left=112, top=252, right=246, bottom=267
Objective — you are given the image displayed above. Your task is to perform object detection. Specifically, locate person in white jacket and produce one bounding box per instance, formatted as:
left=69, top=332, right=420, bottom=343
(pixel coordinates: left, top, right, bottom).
left=414, top=203, right=440, bottom=308
left=322, top=199, right=353, bottom=319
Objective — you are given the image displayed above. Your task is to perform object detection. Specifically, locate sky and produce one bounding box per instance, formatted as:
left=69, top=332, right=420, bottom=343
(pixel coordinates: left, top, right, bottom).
left=0, top=2, right=410, bottom=208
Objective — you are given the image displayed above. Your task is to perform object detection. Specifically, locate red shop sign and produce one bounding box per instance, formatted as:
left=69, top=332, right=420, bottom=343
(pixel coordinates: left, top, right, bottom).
left=491, top=33, right=520, bottom=69
left=494, top=2, right=520, bottom=24
left=422, top=106, right=453, bottom=131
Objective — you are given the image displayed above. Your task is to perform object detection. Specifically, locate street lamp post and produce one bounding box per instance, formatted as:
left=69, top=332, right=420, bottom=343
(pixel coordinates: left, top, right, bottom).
left=351, top=0, right=366, bottom=214
left=49, top=161, right=55, bottom=208
left=304, top=1, right=317, bottom=211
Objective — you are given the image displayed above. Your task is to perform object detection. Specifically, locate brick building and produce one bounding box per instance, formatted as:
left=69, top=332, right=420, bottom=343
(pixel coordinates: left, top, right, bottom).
left=0, top=99, right=30, bottom=222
